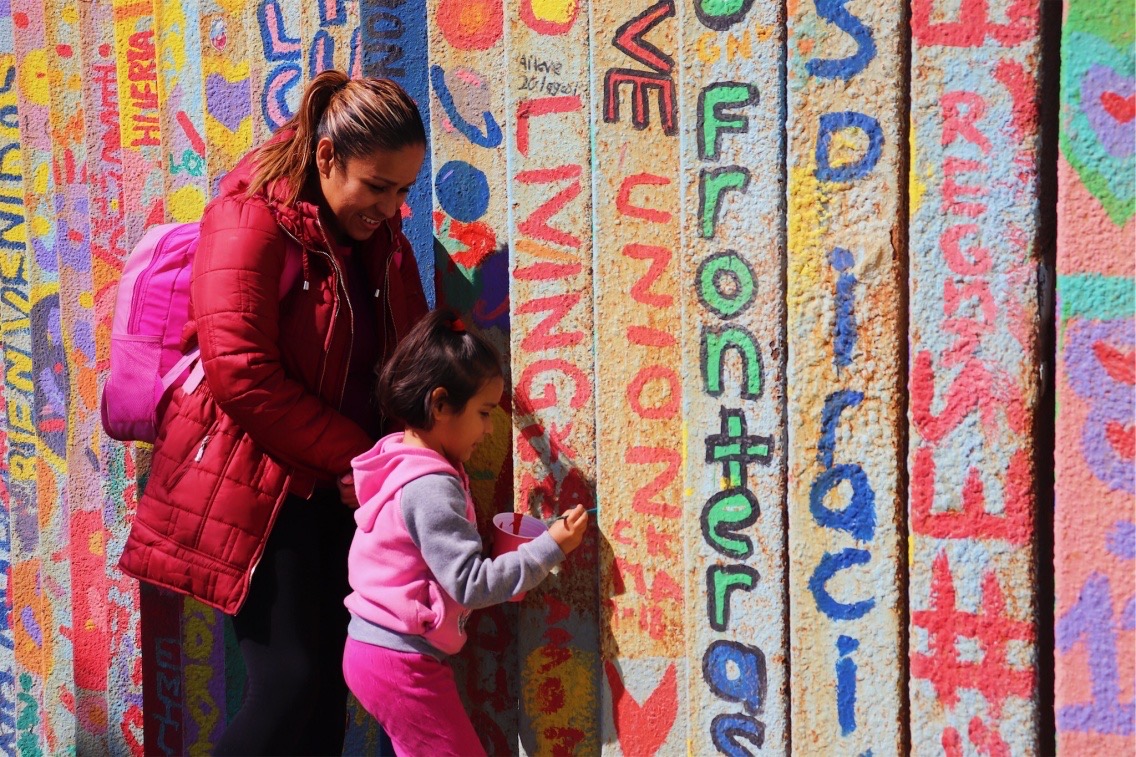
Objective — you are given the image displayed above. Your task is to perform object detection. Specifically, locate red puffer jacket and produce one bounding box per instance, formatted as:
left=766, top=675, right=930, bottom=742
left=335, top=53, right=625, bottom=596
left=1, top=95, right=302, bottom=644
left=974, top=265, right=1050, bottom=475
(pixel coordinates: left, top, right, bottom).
left=118, top=141, right=429, bottom=614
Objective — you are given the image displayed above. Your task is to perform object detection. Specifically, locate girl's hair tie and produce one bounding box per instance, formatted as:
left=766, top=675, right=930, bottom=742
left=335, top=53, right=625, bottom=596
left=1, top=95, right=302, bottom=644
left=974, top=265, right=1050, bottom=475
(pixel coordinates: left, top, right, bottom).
left=449, top=316, right=466, bottom=333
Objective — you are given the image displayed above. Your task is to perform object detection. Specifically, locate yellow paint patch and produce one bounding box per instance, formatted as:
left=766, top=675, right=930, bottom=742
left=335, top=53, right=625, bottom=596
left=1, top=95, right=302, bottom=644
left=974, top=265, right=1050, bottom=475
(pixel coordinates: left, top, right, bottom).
left=909, top=121, right=926, bottom=216
left=79, top=292, right=93, bottom=309
left=167, top=185, right=207, bottom=222
left=828, top=128, right=867, bottom=169
left=88, top=530, right=104, bottom=557
left=30, top=215, right=50, bottom=239
left=521, top=646, right=599, bottom=752
left=18, top=49, right=50, bottom=106
left=787, top=164, right=831, bottom=301
left=530, top=0, right=577, bottom=25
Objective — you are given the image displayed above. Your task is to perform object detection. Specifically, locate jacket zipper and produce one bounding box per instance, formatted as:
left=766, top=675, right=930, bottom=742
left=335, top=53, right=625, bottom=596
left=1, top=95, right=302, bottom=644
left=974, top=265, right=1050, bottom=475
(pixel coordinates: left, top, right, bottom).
left=316, top=219, right=353, bottom=409
left=384, top=223, right=399, bottom=341
left=194, top=435, right=210, bottom=462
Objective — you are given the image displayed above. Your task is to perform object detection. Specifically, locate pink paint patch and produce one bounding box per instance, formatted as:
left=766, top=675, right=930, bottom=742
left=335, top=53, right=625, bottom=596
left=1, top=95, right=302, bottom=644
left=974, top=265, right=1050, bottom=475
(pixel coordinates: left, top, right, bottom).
left=1057, top=156, right=1136, bottom=276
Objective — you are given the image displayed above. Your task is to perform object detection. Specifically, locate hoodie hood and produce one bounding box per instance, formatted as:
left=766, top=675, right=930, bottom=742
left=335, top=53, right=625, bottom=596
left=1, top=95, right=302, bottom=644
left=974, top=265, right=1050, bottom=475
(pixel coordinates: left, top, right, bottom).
left=352, top=434, right=460, bottom=533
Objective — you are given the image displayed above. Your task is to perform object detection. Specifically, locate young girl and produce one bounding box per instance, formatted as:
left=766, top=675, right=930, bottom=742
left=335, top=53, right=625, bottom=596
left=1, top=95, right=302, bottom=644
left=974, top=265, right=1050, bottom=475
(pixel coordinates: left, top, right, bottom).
left=342, top=308, right=588, bottom=756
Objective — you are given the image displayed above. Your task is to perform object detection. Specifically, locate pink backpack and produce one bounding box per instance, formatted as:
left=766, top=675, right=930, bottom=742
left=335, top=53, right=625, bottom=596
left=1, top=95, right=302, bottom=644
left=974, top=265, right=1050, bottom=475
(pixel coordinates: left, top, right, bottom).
left=101, top=222, right=301, bottom=443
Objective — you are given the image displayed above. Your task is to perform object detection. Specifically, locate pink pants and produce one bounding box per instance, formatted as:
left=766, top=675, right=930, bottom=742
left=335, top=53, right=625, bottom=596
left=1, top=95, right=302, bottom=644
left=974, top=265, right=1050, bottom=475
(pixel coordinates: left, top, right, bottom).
left=343, top=637, right=486, bottom=757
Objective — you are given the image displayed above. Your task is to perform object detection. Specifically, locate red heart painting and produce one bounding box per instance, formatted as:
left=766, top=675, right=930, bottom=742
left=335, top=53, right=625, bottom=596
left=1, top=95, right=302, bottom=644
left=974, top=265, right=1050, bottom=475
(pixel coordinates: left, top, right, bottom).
left=1101, top=91, right=1136, bottom=124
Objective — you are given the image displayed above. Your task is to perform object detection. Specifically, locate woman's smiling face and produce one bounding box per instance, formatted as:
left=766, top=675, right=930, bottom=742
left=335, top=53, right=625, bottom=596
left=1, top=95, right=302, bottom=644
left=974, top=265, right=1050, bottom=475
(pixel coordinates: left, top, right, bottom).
left=315, top=137, right=425, bottom=242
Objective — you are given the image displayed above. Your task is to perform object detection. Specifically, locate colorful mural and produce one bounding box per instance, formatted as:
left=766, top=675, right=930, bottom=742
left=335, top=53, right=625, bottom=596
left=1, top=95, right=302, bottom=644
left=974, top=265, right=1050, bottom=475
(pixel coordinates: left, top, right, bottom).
left=0, top=0, right=1132, bottom=755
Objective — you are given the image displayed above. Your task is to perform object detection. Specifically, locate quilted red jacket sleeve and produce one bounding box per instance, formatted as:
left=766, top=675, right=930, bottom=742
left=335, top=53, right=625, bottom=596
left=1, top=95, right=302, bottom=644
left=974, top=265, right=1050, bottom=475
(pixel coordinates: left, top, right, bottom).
left=192, top=195, right=372, bottom=479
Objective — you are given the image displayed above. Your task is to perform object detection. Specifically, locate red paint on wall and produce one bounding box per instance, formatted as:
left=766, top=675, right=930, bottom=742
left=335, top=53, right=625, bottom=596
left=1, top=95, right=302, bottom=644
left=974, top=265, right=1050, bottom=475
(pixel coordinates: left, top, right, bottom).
left=911, top=552, right=1035, bottom=718
left=604, top=660, right=679, bottom=755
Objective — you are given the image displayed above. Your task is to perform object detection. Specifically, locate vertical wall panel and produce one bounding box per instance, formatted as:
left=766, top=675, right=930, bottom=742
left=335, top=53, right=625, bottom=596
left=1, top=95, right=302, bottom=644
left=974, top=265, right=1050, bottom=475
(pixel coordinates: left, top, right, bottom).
left=360, top=0, right=433, bottom=294
left=0, top=3, right=30, bottom=751
left=908, top=1, right=1043, bottom=752
left=247, top=0, right=300, bottom=143
left=113, top=0, right=184, bottom=751
left=508, top=0, right=600, bottom=751
left=44, top=0, right=107, bottom=746
left=11, top=0, right=66, bottom=747
left=425, top=0, right=519, bottom=752
left=78, top=0, right=143, bottom=749
left=591, top=0, right=684, bottom=752
left=679, top=0, right=787, bottom=753
left=1055, top=0, right=1135, bottom=753
left=786, top=1, right=906, bottom=753
left=158, top=0, right=228, bottom=751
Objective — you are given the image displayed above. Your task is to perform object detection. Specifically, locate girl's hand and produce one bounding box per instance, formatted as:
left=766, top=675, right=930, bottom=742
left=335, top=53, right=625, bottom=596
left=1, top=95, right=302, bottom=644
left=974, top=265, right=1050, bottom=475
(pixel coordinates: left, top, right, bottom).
left=548, top=505, right=589, bottom=555
left=337, top=472, right=360, bottom=508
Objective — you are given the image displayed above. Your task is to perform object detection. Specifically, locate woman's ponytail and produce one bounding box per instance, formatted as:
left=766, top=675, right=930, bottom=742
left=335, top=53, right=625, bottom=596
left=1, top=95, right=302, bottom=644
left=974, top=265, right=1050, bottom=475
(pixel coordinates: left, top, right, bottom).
left=247, top=70, right=350, bottom=204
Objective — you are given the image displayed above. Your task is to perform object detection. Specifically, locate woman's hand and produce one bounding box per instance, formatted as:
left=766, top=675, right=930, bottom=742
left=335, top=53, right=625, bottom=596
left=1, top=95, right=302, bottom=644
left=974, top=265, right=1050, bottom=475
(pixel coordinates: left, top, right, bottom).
left=548, top=505, right=589, bottom=555
left=337, top=472, right=360, bottom=508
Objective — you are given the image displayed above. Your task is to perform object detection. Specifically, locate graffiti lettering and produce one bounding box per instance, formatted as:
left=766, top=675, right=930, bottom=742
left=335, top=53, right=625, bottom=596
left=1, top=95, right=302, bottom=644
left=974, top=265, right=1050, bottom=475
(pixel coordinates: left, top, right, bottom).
left=698, top=83, right=757, bottom=161
left=815, top=111, right=883, bottom=182
left=911, top=552, right=1034, bottom=718
left=702, top=327, right=762, bottom=399
left=697, top=251, right=756, bottom=318
left=830, top=248, right=858, bottom=367
left=516, top=360, right=591, bottom=412
left=806, top=0, right=875, bottom=80
left=707, top=565, right=759, bottom=631
left=516, top=165, right=583, bottom=248
left=808, top=549, right=875, bottom=620
left=623, top=244, right=674, bottom=307
left=694, top=0, right=755, bottom=32
left=911, top=0, right=1038, bottom=48
left=703, top=640, right=766, bottom=714
left=126, top=32, right=160, bottom=147
left=699, top=167, right=750, bottom=238
left=604, top=1, right=677, bottom=134
left=1056, top=572, right=1136, bottom=735
left=516, top=293, right=585, bottom=351
left=835, top=636, right=859, bottom=735
left=151, top=638, right=183, bottom=755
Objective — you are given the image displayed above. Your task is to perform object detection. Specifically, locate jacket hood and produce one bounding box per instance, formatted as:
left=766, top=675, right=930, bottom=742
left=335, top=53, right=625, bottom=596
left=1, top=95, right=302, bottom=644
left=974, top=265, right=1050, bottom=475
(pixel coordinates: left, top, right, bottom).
left=217, top=129, right=405, bottom=255
left=351, top=434, right=459, bottom=533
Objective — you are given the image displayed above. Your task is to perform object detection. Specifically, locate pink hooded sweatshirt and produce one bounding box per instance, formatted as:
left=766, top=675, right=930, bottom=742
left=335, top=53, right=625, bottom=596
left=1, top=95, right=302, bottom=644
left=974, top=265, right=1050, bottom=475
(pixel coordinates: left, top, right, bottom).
left=345, top=434, right=565, bottom=656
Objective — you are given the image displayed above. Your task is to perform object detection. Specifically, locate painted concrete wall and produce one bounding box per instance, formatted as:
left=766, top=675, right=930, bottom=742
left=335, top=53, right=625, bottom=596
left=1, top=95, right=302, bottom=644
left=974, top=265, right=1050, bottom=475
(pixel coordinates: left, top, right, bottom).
left=1054, top=0, right=1135, bottom=753
left=0, top=1, right=1131, bottom=755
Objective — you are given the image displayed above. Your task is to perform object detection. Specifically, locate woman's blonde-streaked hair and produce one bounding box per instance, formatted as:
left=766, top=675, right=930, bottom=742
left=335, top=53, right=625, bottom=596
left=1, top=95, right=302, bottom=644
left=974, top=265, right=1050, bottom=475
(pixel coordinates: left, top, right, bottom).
left=247, top=69, right=426, bottom=205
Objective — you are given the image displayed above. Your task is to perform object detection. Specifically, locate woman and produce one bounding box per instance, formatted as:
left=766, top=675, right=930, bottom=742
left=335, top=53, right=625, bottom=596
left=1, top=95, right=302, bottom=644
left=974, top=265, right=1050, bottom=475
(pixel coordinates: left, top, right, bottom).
left=118, top=70, right=429, bottom=754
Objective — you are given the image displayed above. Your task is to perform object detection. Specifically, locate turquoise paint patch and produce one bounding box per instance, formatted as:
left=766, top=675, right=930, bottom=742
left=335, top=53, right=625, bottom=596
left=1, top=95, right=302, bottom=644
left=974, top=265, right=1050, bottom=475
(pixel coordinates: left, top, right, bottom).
left=1058, top=274, right=1136, bottom=320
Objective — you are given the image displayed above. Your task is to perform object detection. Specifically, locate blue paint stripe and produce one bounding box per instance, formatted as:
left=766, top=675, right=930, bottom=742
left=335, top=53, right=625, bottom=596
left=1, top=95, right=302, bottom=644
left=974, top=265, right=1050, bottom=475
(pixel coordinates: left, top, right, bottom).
left=1059, top=274, right=1136, bottom=321
left=360, top=0, right=434, bottom=303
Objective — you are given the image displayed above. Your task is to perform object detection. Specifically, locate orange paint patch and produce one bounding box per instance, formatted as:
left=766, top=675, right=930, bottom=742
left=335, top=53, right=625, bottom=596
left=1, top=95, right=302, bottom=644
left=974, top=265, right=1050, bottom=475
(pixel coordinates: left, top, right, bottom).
left=438, top=0, right=503, bottom=50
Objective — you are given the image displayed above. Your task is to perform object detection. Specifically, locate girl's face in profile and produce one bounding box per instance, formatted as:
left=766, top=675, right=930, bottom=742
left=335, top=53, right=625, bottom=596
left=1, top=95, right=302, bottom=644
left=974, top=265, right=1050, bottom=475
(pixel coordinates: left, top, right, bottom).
left=434, top=376, right=504, bottom=464
left=316, top=138, right=425, bottom=242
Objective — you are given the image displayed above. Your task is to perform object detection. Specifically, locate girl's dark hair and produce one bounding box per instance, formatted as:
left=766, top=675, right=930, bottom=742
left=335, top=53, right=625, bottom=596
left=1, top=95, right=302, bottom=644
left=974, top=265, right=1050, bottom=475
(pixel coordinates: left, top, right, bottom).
left=378, top=309, right=503, bottom=430
left=248, top=69, right=427, bottom=205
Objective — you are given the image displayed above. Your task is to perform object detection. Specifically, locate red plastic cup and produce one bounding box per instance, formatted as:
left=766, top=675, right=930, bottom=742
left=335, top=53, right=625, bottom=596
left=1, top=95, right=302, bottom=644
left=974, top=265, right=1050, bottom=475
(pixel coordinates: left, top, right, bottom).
left=490, top=512, right=548, bottom=601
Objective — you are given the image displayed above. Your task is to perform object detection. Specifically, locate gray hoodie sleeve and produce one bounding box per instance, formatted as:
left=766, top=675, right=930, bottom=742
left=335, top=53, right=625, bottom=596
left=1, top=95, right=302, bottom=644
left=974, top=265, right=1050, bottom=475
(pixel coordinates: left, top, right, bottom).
left=400, top=473, right=565, bottom=609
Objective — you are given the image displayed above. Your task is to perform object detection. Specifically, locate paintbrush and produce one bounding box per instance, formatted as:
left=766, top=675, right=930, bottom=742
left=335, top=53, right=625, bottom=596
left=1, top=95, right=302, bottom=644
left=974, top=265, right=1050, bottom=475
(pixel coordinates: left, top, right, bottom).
left=547, top=507, right=598, bottom=523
